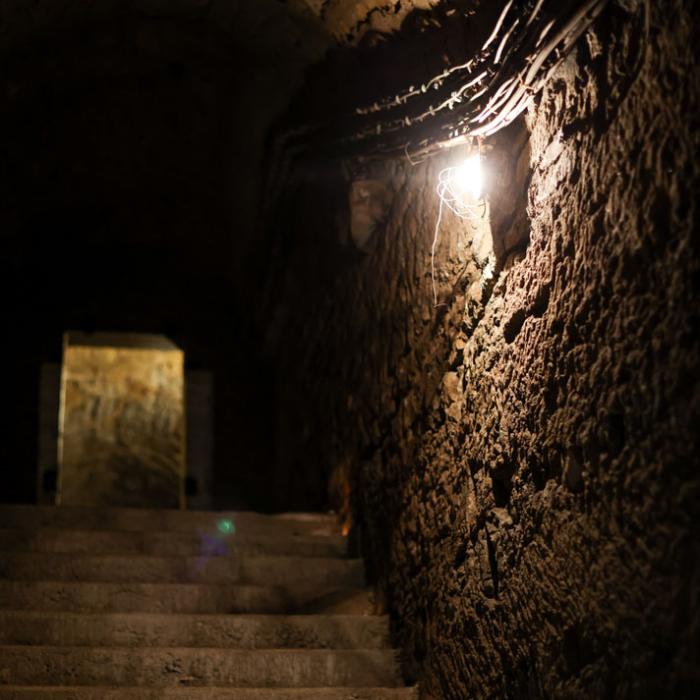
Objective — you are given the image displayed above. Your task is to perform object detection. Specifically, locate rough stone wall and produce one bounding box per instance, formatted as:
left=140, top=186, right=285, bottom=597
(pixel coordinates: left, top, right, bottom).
left=300, top=0, right=439, bottom=42
left=268, top=1, right=699, bottom=696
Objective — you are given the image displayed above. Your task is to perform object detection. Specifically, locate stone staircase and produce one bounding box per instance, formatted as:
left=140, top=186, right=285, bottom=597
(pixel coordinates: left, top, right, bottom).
left=0, top=505, right=415, bottom=699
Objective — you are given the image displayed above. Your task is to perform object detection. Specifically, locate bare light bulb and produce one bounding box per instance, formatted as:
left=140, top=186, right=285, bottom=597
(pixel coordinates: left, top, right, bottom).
left=451, top=154, right=482, bottom=199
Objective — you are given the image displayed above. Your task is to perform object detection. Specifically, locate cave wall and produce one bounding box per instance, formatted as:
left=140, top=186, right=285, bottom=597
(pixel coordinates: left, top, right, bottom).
left=268, top=1, right=699, bottom=696
left=299, top=0, right=439, bottom=42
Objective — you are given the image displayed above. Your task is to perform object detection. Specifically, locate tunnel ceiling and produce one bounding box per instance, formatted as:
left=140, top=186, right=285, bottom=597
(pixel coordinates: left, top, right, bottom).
left=0, top=0, right=436, bottom=55
left=294, top=0, right=440, bottom=43
left=0, top=1, right=327, bottom=56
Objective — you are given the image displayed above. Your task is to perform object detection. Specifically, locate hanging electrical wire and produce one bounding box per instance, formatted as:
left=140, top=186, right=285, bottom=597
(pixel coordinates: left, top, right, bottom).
left=344, top=0, right=609, bottom=156
left=432, top=153, right=486, bottom=306
left=282, top=0, right=614, bottom=160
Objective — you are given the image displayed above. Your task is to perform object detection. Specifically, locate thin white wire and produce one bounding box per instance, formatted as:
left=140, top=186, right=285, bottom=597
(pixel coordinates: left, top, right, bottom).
left=431, top=193, right=445, bottom=308
left=431, top=165, right=485, bottom=307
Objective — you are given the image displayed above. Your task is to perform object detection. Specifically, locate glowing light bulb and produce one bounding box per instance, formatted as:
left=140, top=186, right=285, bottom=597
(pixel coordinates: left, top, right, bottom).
left=451, top=154, right=482, bottom=199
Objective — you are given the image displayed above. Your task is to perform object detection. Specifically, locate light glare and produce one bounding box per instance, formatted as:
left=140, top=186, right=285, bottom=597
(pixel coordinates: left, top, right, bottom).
left=217, top=518, right=235, bottom=535
left=451, top=154, right=482, bottom=199
left=432, top=151, right=486, bottom=308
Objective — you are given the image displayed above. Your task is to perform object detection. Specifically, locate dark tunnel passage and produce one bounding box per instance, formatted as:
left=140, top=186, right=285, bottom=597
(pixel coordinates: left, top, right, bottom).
left=0, top=0, right=329, bottom=511
left=0, top=0, right=698, bottom=698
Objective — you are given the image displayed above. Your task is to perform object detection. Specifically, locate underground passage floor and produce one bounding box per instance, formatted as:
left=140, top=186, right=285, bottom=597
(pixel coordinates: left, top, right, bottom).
left=0, top=0, right=698, bottom=699
left=0, top=504, right=414, bottom=698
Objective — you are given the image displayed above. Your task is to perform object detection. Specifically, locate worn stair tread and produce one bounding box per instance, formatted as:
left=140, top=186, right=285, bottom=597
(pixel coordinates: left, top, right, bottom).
left=0, top=686, right=419, bottom=699
left=0, top=552, right=365, bottom=587
left=0, top=506, right=339, bottom=535
left=0, top=580, right=371, bottom=614
left=0, top=611, right=390, bottom=649
left=0, top=507, right=409, bottom=694
left=0, top=580, right=286, bottom=614
left=297, top=589, right=377, bottom=616
left=0, top=528, right=347, bottom=558
left=0, top=646, right=401, bottom=688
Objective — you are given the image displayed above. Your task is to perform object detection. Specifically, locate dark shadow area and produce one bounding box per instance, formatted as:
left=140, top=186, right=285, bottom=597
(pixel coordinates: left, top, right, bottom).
left=0, top=5, right=323, bottom=511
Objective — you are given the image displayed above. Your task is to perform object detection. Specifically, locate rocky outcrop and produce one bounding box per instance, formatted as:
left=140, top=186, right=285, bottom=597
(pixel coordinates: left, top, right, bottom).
left=303, top=0, right=439, bottom=43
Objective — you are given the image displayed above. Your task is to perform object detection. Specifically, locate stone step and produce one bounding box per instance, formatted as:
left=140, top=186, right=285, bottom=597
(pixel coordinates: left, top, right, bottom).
left=0, top=687, right=418, bottom=699
left=0, top=581, right=279, bottom=614
left=0, top=506, right=338, bottom=536
left=0, top=552, right=365, bottom=589
left=0, top=581, right=368, bottom=614
left=0, top=528, right=347, bottom=558
left=0, top=647, right=401, bottom=688
left=0, top=611, right=389, bottom=649
left=297, top=588, right=377, bottom=616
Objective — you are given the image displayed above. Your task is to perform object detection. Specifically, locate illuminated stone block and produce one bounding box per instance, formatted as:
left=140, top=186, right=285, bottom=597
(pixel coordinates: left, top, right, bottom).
left=58, top=332, right=185, bottom=508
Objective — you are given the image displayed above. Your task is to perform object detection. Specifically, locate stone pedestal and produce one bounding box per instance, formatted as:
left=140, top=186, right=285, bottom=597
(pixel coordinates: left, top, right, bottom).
left=58, top=332, right=185, bottom=508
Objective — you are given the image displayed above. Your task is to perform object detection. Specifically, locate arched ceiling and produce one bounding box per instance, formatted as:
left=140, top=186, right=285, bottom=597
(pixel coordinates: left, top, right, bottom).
left=294, top=0, right=439, bottom=42
left=0, top=0, right=321, bottom=48
left=0, top=0, right=441, bottom=56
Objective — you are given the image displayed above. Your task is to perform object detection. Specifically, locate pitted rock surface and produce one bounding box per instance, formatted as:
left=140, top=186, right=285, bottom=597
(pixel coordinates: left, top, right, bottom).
left=266, top=2, right=699, bottom=697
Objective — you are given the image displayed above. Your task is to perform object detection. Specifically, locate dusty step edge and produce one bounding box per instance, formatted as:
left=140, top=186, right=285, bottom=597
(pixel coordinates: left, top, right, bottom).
left=0, top=549, right=362, bottom=566
left=0, top=529, right=348, bottom=557
left=0, top=552, right=365, bottom=585
left=0, top=646, right=401, bottom=687
left=0, top=687, right=419, bottom=699
left=0, top=527, right=348, bottom=542
left=0, top=611, right=391, bottom=649
left=0, top=581, right=288, bottom=614
left=0, top=581, right=375, bottom=615
left=0, top=505, right=337, bottom=521
left=0, top=552, right=362, bottom=567
left=0, top=506, right=340, bottom=533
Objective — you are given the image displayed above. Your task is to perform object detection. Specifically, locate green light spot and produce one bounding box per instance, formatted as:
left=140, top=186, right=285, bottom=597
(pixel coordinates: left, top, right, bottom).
left=217, top=518, right=235, bottom=535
